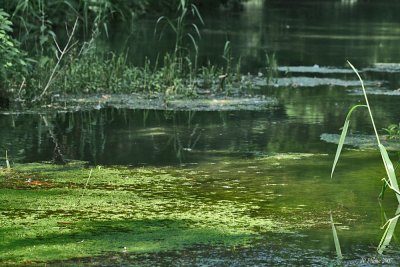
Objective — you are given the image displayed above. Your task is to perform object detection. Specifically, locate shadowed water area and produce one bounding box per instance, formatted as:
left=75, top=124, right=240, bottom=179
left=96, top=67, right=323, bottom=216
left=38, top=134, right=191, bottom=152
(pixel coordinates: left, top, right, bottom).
left=2, top=0, right=400, bottom=265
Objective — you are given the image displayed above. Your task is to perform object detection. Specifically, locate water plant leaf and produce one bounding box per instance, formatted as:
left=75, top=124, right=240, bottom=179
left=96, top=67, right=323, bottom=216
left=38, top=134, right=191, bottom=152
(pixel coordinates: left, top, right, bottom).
left=347, top=61, right=381, bottom=144
left=191, top=4, right=205, bottom=25
left=330, top=213, right=343, bottom=259
left=379, top=180, right=388, bottom=200
left=379, top=144, right=400, bottom=202
left=330, top=104, right=367, bottom=178
left=187, top=33, right=198, bottom=54
left=191, top=23, right=202, bottom=39
left=377, top=206, right=400, bottom=254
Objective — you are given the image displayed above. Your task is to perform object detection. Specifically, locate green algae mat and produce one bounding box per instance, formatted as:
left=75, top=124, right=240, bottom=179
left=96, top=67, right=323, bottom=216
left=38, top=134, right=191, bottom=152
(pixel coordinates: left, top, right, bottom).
left=0, top=160, right=281, bottom=265
left=0, top=152, right=398, bottom=265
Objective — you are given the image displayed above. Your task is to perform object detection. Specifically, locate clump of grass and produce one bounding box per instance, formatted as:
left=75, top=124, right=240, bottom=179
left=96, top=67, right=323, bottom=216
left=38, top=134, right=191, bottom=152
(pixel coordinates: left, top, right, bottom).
left=331, top=61, right=400, bottom=204
left=155, top=0, right=204, bottom=95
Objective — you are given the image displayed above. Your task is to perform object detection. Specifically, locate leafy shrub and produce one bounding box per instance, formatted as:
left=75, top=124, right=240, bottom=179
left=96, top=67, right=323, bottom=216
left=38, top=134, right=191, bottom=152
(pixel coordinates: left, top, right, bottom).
left=0, top=9, right=28, bottom=98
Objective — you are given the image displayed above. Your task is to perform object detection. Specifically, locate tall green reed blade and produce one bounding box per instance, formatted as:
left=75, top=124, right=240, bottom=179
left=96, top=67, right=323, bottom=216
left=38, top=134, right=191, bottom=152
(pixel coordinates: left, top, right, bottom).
left=330, top=213, right=343, bottom=259
left=331, top=61, right=400, bottom=203
left=347, top=61, right=381, bottom=143
left=331, top=104, right=367, bottom=178
left=377, top=206, right=400, bottom=254
left=379, top=144, right=400, bottom=202
left=347, top=61, right=400, bottom=203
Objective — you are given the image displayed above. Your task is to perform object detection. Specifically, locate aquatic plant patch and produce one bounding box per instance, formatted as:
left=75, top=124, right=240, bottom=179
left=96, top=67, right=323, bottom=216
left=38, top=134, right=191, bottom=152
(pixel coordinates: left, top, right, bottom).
left=0, top=150, right=395, bottom=265
left=0, top=162, right=291, bottom=265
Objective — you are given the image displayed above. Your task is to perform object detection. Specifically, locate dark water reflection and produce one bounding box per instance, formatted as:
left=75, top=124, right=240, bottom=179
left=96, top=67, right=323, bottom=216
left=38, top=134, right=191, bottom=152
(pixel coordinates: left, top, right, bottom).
left=108, top=0, right=400, bottom=72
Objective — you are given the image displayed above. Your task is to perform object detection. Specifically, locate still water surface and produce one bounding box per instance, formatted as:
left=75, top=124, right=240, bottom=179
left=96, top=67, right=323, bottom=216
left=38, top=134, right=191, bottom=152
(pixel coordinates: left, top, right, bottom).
left=2, top=0, right=400, bottom=265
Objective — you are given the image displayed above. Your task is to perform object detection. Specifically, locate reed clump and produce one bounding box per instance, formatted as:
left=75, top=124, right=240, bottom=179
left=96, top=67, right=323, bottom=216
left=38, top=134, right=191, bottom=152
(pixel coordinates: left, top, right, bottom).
left=331, top=61, right=400, bottom=203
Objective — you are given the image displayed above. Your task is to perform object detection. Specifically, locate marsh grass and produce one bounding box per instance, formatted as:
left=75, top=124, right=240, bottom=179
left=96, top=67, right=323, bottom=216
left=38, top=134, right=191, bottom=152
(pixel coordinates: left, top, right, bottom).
left=3, top=1, right=253, bottom=102
left=155, top=0, right=204, bottom=83
left=331, top=61, right=400, bottom=204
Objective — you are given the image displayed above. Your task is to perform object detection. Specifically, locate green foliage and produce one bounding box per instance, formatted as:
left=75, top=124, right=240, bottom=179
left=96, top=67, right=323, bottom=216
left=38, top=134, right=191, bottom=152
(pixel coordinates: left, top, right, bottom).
left=1, top=0, right=248, bottom=101
left=0, top=9, right=28, bottom=97
left=383, top=123, right=400, bottom=140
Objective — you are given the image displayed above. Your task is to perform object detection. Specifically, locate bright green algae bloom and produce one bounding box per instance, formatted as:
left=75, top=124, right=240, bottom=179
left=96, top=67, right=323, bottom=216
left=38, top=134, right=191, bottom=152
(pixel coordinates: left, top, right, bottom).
left=0, top=161, right=288, bottom=265
left=0, top=151, right=389, bottom=265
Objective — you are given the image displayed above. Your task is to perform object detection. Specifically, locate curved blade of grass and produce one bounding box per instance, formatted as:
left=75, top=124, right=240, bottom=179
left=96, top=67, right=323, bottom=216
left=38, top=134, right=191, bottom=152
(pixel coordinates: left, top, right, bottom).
left=331, top=104, right=367, bottom=178
left=347, top=61, right=381, bottom=144
left=187, top=33, right=199, bottom=54
left=191, top=4, right=205, bottom=25
left=191, top=23, right=202, bottom=39
left=330, top=213, right=343, bottom=259
left=379, top=144, right=400, bottom=203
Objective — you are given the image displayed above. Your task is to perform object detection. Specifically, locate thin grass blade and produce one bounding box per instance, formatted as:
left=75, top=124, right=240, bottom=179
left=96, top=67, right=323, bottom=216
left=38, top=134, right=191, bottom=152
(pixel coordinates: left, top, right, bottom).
left=191, top=4, right=205, bottom=25
left=379, top=144, right=400, bottom=203
left=330, top=213, right=343, bottom=259
left=191, top=23, right=201, bottom=39
left=377, top=209, right=400, bottom=254
left=187, top=33, right=198, bottom=53
left=379, top=180, right=388, bottom=200
left=331, top=104, right=367, bottom=178
left=347, top=61, right=381, bottom=144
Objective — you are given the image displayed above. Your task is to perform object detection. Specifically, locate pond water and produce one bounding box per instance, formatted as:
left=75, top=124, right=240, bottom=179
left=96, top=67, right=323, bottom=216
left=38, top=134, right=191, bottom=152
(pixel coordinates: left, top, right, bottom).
left=2, top=0, right=400, bottom=265
left=108, top=0, right=400, bottom=72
